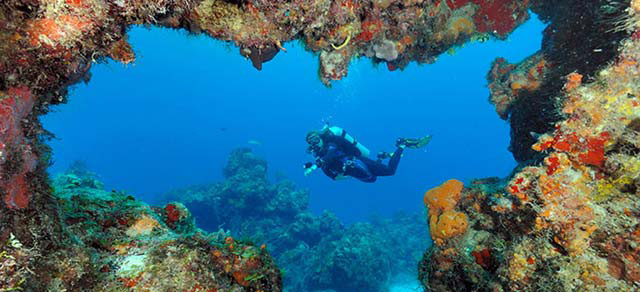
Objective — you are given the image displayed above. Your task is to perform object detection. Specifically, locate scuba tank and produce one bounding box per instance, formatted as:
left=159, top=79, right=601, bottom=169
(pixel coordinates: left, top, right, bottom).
left=322, top=125, right=371, bottom=157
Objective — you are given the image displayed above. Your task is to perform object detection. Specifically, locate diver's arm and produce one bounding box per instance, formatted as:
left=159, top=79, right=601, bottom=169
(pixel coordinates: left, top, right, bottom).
left=303, top=145, right=334, bottom=177
left=317, top=144, right=343, bottom=180
left=320, top=165, right=338, bottom=180
left=320, top=143, right=341, bottom=162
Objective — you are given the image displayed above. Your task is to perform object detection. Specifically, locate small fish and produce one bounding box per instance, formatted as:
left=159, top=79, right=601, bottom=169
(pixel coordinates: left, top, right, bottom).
left=248, top=140, right=262, bottom=146
left=220, top=127, right=228, bottom=132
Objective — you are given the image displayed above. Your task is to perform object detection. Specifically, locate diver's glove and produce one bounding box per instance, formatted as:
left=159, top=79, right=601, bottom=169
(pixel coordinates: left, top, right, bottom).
left=303, top=162, right=318, bottom=176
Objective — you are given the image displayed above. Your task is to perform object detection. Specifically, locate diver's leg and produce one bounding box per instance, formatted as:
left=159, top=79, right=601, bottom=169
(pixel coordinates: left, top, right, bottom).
left=386, top=146, right=404, bottom=173
left=359, top=157, right=389, bottom=176
left=344, top=159, right=377, bottom=182
left=360, top=147, right=404, bottom=177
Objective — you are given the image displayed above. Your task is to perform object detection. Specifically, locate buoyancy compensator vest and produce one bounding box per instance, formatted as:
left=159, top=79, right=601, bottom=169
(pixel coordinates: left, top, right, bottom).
left=321, top=125, right=371, bottom=157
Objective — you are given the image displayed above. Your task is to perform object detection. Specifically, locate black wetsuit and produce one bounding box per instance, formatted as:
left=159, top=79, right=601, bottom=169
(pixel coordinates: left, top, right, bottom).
left=315, top=132, right=404, bottom=183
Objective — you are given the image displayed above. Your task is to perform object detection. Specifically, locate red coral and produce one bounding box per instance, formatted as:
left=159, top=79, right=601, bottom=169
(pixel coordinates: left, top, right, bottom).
left=546, top=155, right=560, bottom=175
left=473, top=0, right=528, bottom=37
left=578, top=132, right=609, bottom=167
left=356, top=19, right=383, bottom=42
left=471, top=248, right=493, bottom=270
left=447, top=0, right=529, bottom=37
left=165, top=203, right=181, bottom=224
left=550, top=131, right=610, bottom=167
left=1, top=86, right=36, bottom=210
left=553, top=140, right=571, bottom=152
left=446, top=0, right=472, bottom=9
left=0, top=87, right=34, bottom=151
left=2, top=175, right=30, bottom=209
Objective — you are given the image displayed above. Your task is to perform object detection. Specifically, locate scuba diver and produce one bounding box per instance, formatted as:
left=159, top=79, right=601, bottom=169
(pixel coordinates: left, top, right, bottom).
left=303, top=125, right=431, bottom=183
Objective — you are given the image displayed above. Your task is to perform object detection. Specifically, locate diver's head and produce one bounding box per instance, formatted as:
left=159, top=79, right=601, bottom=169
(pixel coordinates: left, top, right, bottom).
left=306, top=131, right=323, bottom=154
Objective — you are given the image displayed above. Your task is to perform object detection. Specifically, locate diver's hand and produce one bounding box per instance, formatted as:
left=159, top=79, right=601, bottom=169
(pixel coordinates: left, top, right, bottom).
left=303, top=163, right=318, bottom=176
left=304, top=168, right=313, bottom=176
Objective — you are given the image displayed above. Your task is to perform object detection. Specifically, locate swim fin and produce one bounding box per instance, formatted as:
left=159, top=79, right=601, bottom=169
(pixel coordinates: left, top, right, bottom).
left=396, top=135, right=432, bottom=149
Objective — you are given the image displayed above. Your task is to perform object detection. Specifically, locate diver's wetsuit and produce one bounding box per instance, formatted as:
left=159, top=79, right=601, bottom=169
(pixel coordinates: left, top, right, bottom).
left=316, top=139, right=404, bottom=183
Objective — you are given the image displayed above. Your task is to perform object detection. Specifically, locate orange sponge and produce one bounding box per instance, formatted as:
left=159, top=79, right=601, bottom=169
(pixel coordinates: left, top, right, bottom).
left=424, top=179, right=467, bottom=245
left=430, top=210, right=469, bottom=246
left=424, top=179, right=464, bottom=217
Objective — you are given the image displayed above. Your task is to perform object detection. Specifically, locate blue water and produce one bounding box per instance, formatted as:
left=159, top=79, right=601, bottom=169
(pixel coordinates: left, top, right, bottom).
left=43, top=15, right=544, bottom=224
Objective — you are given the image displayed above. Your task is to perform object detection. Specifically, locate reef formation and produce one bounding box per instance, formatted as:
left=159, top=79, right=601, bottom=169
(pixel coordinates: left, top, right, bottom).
left=162, top=148, right=430, bottom=292
left=2, top=0, right=640, bottom=291
left=419, top=1, right=640, bottom=291
left=1, top=161, right=283, bottom=290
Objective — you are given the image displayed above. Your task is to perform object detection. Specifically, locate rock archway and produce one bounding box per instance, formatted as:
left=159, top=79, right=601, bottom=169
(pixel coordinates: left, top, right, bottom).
left=1, top=0, right=638, bottom=290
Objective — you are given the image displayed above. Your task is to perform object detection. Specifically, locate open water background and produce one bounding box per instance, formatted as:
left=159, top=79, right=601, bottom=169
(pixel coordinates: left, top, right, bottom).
left=43, top=14, right=544, bottom=224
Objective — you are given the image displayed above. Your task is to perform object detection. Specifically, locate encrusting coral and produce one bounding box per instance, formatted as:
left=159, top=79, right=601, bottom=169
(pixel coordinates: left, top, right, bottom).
left=419, top=0, right=640, bottom=290
left=35, top=167, right=282, bottom=291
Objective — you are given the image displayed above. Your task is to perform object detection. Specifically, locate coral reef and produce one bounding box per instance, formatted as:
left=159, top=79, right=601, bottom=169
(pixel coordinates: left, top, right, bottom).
left=419, top=1, right=640, bottom=291
left=490, top=0, right=631, bottom=162
left=0, top=0, right=533, bottom=98
left=2, top=0, right=640, bottom=290
left=305, top=222, right=391, bottom=292
left=0, top=0, right=533, bottom=287
left=162, top=148, right=431, bottom=292
left=0, top=165, right=284, bottom=291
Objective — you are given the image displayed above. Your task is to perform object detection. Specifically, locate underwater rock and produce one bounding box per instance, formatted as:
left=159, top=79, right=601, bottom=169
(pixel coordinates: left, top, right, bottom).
left=0, top=0, right=533, bottom=98
left=223, top=147, right=269, bottom=178
left=319, top=50, right=352, bottom=86
left=419, top=1, right=640, bottom=290
left=55, top=160, right=105, bottom=189
left=306, top=223, right=391, bottom=292
left=487, top=54, right=548, bottom=120
left=490, top=0, right=631, bottom=162
left=373, top=39, right=399, bottom=62
left=163, top=148, right=430, bottom=291
left=0, top=168, right=283, bottom=290
left=240, top=43, right=280, bottom=71
left=162, top=148, right=339, bottom=254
